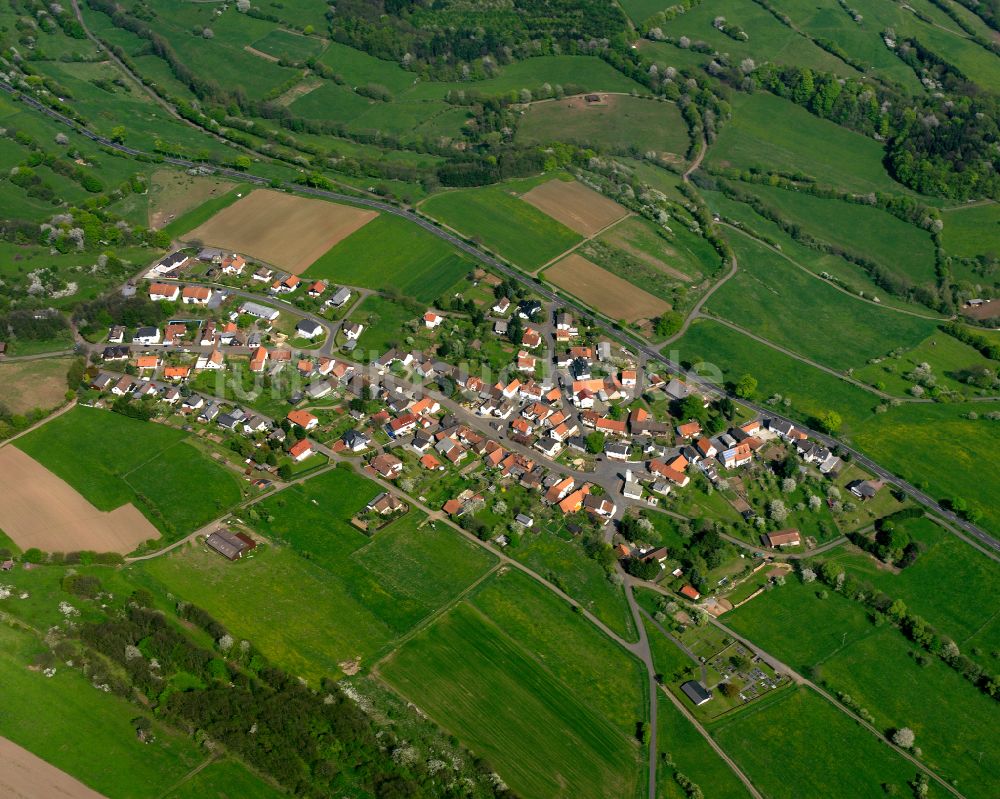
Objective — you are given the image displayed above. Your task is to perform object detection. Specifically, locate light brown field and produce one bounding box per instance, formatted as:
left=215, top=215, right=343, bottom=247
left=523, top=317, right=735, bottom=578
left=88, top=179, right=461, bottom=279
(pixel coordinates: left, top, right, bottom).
left=148, top=169, right=235, bottom=230
left=0, top=447, right=159, bottom=553
left=0, top=358, right=73, bottom=415
left=545, top=254, right=670, bottom=322
left=0, top=737, right=107, bottom=799
left=186, top=189, right=378, bottom=273
left=521, top=179, right=629, bottom=237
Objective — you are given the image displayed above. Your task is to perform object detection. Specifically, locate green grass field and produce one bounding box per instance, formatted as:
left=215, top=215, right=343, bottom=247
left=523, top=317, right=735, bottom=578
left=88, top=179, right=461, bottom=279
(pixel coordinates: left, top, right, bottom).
left=706, top=232, right=937, bottom=370
left=380, top=599, right=643, bottom=799
left=162, top=758, right=285, bottom=799
left=15, top=406, right=243, bottom=540
left=671, top=318, right=881, bottom=433
left=165, top=184, right=252, bottom=239
left=347, top=293, right=419, bottom=353
left=941, top=202, right=1000, bottom=260
left=852, top=402, right=1000, bottom=536
left=599, top=214, right=715, bottom=283
left=822, top=518, right=1000, bottom=664
left=421, top=179, right=582, bottom=270
left=318, top=42, right=418, bottom=94
left=518, top=94, right=689, bottom=156
left=707, top=93, right=905, bottom=195
left=250, top=29, right=324, bottom=62
left=470, top=569, right=645, bottom=737
left=304, top=214, right=473, bottom=303
left=0, top=623, right=211, bottom=798
left=736, top=182, right=939, bottom=286
left=710, top=687, right=948, bottom=799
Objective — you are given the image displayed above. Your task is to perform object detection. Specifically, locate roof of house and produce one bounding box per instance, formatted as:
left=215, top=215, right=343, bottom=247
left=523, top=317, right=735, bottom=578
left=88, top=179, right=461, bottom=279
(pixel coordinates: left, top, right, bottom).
left=680, top=584, right=700, bottom=600
left=765, top=528, right=802, bottom=546
left=182, top=285, right=211, bottom=300
left=287, top=409, right=317, bottom=428
left=289, top=439, right=313, bottom=458
left=681, top=680, right=712, bottom=705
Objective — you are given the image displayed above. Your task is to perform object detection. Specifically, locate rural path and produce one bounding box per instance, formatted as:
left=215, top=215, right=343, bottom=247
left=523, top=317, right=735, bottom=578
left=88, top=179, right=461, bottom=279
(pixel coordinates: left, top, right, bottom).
left=660, top=254, right=737, bottom=346
left=0, top=349, right=76, bottom=362
left=531, top=212, right=634, bottom=274
left=0, top=399, right=77, bottom=449
left=683, top=136, right=707, bottom=182
left=4, top=81, right=996, bottom=550
left=638, top=580, right=969, bottom=799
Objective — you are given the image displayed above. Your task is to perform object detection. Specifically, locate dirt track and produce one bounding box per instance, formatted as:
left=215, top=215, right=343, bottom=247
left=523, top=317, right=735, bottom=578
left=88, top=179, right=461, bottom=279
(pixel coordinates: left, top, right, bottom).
left=0, top=737, right=107, bottom=799
left=186, top=189, right=378, bottom=273
left=522, top=179, right=628, bottom=236
left=0, top=447, right=159, bottom=553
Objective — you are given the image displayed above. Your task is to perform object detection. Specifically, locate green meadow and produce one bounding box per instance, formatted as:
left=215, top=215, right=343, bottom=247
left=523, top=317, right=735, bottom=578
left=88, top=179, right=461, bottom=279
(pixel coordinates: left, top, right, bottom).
left=350, top=293, right=420, bottom=353
left=710, top=687, right=949, bottom=799
left=250, top=29, right=325, bottom=62
left=304, top=214, right=472, bottom=303
left=707, top=93, right=904, bottom=195
left=706, top=232, right=936, bottom=370
left=421, top=180, right=582, bottom=270
left=941, top=202, right=1000, bottom=260
left=380, top=598, right=644, bottom=799
left=15, top=406, right=243, bottom=539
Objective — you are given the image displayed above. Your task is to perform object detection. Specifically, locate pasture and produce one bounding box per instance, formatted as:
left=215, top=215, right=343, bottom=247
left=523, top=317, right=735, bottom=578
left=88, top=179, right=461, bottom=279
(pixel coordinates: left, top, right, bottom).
left=517, top=94, right=690, bottom=160
left=421, top=181, right=582, bottom=270
left=304, top=214, right=473, bottom=303
left=0, top=357, right=72, bottom=415
left=941, top=202, right=1000, bottom=260
left=0, top=446, right=158, bottom=554
left=146, top=169, right=235, bottom=231
left=14, top=406, right=243, bottom=541
left=706, top=232, right=936, bottom=370
left=852, top=401, right=1000, bottom=536
left=707, top=93, right=904, bottom=195
left=0, top=737, right=104, bottom=799
left=249, top=29, right=325, bottom=62
left=710, top=687, right=947, bottom=799
left=546, top=253, right=671, bottom=322
left=186, top=190, right=377, bottom=274
left=599, top=214, right=709, bottom=282
left=318, top=42, right=416, bottom=94
left=671, top=319, right=880, bottom=433
left=521, top=178, right=630, bottom=237
left=380, top=600, right=643, bottom=799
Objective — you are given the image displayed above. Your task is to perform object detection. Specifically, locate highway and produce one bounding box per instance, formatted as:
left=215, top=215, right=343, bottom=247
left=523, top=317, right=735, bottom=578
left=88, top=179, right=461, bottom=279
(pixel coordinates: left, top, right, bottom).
left=3, top=79, right=996, bottom=555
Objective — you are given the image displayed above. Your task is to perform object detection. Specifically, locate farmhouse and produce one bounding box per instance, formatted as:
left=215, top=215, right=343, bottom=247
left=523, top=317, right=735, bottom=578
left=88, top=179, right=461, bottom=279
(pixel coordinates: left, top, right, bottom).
left=149, top=283, right=179, bottom=302
left=181, top=285, right=213, bottom=305
left=681, top=680, right=712, bottom=707
left=241, top=302, right=280, bottom=321
left=206, top=529, right=256, bottom=561
left=764, top=528, right=801, bottom=548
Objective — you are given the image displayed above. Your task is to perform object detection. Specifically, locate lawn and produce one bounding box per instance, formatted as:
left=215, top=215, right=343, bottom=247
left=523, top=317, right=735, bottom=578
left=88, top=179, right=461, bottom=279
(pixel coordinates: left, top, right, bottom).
left=710, top=687, right=949, bottom=799
left=505, top=527, right=638, bottom=642
left=421, top=179, right=582, bottom=270
left=671, top=318, right=881, bottom=434
left=518, top=94, right=689, bottom=157
left=852, top=401, right=1000, bottom=536
left=304, top=214, right=473, bottom=303
left=707, top=93, right=905, bottom=195
left=0, top=623, right=209, bottom=799
left=15, top=406, right=243, bottom=539
left=736, top=182, right=939, bottom=286
left=469, top=568, right=646, bottom=737
left=706, top=233, right=936, bottom=370
left=821, top=517, right=1000, bottom=665
left=380, top=599, right=643, bottom=799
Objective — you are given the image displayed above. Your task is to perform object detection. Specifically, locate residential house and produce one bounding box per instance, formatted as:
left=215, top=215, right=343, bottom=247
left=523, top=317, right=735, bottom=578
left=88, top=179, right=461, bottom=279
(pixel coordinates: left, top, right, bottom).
left=152, top=252, right=188, bottom=275
left=344, top=322, right=364, bottom=341
left=252, top=266, right=274, bottom=282
left=492, top=296, right=510, bottom=315
left=287, top=409, right=319, bottom=430
left=328, top=287, right=352, bottom=307
left=220, top=253, right=246, bottom=275
left=133, top=327, right=162, bottom=345
left=206, top=529, right=255, bottom=560
left=181, top=285, right=213, bottom=305
left=272, top=275, right=300, bottom=293
left=289, top=439, right=313, bottom=462
left=676, top=420, right=702, bottom=439
left=249, top=346, right=268, bottom=373
left=308, top=280, right=327, bottom=297
left=295, top=319, right=324, bottom=340
left=107, top=326, right=125, bottom=344
left=680, top=584, right=701, bottom=601
left=149, top=282, right=180, bottom=302
left=371, top=453, right=403, bottom=479
left=763, top=528, right=801, bottom=548
left=424, top=311, right=443, bottom=329
left=681, top=680, right=712, bottom=706
left=367, top=492, right=405, bottom=515
left=847, top=479, right=884, bottom=500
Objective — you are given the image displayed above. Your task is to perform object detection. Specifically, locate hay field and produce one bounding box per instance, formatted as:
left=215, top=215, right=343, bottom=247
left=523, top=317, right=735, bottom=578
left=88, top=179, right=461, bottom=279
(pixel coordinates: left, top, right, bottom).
left=522, top=179, right=629, bottom=237
left=0, top=737, right=107, bottom=799
left=0, top=447, right=159, bottom=553
left=546, top=253, right=669, bottom=322
left=185, top=190, right=377, bottom=273
left=147, top=169, right=235, bottom=231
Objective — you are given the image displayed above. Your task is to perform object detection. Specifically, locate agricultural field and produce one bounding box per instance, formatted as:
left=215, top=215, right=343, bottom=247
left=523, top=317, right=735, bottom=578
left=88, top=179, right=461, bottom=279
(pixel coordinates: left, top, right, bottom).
left=545, top=253, right=671, bottom=322
left=710, top=688, right=948, bottom=799
left=705, top=232, right=937, bottom=370
left=517, top=94, right=690, bottom=160
left=14, top=406, right=243, bottom=543
left=0, top=357, right=73, bottom=415
left=380, top=600, right=643, bottom=799
left=145, top=169, right=235, bottom=231
left=304, top=214, right=473, bottom=303
left=185, top=190, right=377, bottom=274
left=599, top=214, right=712, bottom=283
left=707, top=93, right=906, bottom=195
left=521, top=178, right=630, bottom=237
left=421, top=180, right=582, bottom=270
left=159, top=184, right=251, bottom=239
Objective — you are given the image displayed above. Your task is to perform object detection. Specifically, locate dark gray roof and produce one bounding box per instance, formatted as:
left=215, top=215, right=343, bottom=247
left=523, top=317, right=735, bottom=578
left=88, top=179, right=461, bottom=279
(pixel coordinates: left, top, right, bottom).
left=681, top=680, right=712, bottom=706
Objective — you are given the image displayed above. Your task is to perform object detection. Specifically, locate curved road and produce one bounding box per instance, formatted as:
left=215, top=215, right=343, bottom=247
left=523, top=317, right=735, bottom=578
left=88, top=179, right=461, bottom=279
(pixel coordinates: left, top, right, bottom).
left=3, top=80, right=996, bottom=558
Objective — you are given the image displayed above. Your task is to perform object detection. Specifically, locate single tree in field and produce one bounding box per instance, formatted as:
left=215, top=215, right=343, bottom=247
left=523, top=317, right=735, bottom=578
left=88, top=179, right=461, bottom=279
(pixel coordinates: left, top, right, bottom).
left=892, top=727, right=915, bottom=749
left=735, top=373, right=757, bottom=398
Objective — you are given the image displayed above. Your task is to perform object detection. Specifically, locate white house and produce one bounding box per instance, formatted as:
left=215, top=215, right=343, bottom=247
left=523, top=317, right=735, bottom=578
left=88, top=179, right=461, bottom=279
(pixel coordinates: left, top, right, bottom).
left=133, top=326, right=161, bottom=345
left=424, top=311, right=444, bottom=329
left=181, top=285, right=213, bottom=305
left=149, top=283, right=179, bottom=302
left=295, top=320, right=324, bottom=340
left=344, top=322, right=364, bottom=341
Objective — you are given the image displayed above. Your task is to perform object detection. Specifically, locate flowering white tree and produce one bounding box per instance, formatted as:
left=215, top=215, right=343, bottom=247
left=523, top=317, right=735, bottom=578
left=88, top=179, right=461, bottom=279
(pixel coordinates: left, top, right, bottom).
left=892, top=727, right=915, bottom=749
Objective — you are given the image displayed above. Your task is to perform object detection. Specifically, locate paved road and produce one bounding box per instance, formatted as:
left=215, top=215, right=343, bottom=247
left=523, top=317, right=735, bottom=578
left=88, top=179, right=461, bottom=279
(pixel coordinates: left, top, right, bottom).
left=2, top=83, right=995, bottom=544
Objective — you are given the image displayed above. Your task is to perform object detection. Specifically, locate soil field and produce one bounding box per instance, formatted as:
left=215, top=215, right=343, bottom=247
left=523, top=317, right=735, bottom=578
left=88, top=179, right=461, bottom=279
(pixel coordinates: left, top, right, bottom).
left=546, top=253, right=670, bottom=321
left=0, top=737, right=107, bottom=799
left=0, top=446, right=159, bottom=553
left=147, top=169, right=235, bottom=230
left=185, top=190, right=378, bottom=273
left=0, top=358, right=72, bottom=415
left=962, top=298, right=1000, bottom=320
left=522, top=179, right=629, bottom=237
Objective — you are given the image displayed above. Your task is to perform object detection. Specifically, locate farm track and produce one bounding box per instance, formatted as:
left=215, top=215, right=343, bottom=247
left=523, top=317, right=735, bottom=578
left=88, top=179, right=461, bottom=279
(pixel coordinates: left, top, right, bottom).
left=4, top=79, right=994, bottom=551
left=637, top=579, right=970, bottom=799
